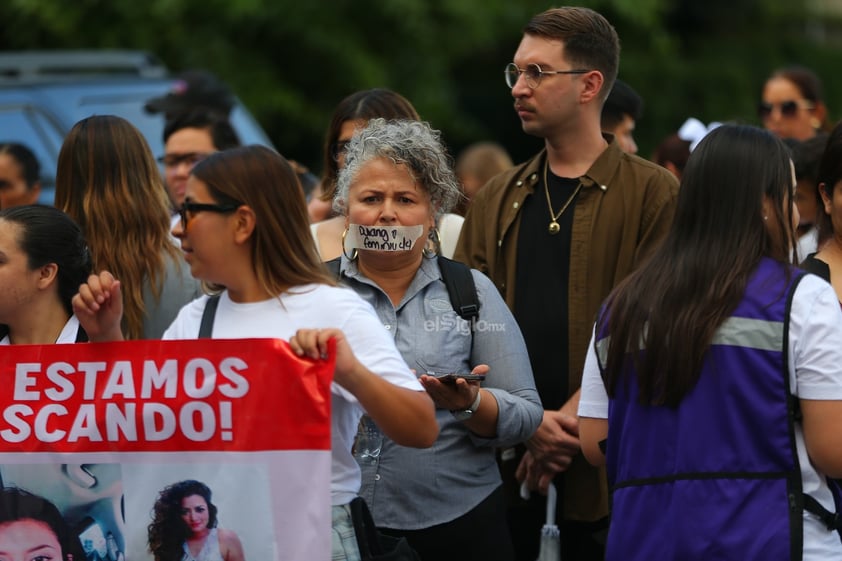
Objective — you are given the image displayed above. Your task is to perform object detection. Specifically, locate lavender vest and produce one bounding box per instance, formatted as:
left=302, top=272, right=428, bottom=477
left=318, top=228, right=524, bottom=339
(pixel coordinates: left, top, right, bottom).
left=595, top=258, right=833, bottom=560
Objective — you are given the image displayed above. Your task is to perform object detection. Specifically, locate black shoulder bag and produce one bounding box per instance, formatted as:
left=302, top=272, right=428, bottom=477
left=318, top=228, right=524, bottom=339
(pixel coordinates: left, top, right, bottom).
left=349, top=497, right=420, bottom=561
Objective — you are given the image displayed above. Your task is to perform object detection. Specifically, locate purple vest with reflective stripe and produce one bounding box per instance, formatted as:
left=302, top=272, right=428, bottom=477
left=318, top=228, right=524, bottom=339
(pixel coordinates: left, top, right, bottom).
left=597, top=258, right=804, bottom=561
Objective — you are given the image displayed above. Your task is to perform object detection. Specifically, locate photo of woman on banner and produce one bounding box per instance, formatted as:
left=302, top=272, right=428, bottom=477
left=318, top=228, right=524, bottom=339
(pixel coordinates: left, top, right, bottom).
left=0, top=205, right=91, bottom=345
left=0, top=487, right=87, bottom=561
left=72, top=144, right=438, bottom=561
left=148, top=479, right=243, bottom=561
left=331, top=118, right=543, bottom=561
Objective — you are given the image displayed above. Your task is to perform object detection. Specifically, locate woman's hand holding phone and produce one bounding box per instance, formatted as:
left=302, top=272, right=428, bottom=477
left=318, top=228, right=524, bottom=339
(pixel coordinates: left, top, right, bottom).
left=419, top=365, right=489, bottom=410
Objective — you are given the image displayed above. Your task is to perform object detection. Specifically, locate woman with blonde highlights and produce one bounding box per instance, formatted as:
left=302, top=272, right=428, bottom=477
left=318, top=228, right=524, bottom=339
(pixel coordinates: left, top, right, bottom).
left=55, top=115, right=199, bottom=339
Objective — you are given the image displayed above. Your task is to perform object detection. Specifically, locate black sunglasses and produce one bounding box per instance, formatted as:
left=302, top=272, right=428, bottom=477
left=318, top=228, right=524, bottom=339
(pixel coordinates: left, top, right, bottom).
left=758, top=100, right=814, bottom=119
left=177, top=200, right=241, bottom=231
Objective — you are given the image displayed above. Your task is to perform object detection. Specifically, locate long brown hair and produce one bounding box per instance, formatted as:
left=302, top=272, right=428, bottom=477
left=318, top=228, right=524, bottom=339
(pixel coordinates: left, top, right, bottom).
left=55, top=115, right=181, bottom=339
left=599, top=125, right=797, bottom=407
left=191, top=145, right=335, bottom=295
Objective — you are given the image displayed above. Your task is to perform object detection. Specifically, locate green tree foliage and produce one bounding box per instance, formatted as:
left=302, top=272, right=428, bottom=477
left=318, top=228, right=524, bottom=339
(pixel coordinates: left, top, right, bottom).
left=2, top=0, right=841, bottom=171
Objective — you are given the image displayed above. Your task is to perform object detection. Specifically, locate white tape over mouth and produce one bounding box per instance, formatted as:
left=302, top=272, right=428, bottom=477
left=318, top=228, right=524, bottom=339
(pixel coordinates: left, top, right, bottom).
left=344, top=223, right=425, bottom=253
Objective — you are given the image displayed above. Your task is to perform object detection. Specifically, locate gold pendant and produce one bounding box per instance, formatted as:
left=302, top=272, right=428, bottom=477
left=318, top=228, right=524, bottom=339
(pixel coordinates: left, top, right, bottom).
left=548, top=221, right=560, bottom=235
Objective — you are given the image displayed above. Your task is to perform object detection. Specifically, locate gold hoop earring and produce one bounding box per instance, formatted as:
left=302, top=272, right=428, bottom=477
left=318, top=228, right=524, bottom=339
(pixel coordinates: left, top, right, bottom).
left=341, top=227, right=358, bottom=261
left=423, top=227, right=441, bottom=259
left=811, top=117, right=822, bottom=129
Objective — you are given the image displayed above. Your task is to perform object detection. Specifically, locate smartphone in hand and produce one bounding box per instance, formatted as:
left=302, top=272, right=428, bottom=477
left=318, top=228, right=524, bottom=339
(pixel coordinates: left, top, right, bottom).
left=433, top=372, right=486, bottom=383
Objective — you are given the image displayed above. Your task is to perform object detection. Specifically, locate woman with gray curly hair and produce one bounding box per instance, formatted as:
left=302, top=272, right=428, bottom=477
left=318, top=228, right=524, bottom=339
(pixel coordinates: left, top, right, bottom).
left=332, top=118, right=543, bottom=561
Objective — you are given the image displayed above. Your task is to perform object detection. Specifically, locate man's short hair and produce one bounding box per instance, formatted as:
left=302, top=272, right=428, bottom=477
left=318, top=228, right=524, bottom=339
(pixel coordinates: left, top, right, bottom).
left=524, top=7, right=620, bottom=100
left=601, top=79, right=643, bottom=130
left=163, top=109, right=241, bottom=150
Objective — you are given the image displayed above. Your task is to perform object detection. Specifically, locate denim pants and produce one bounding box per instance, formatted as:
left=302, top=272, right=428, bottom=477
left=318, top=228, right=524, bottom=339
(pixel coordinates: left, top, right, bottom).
left=332, top=503, right=362, bottom=561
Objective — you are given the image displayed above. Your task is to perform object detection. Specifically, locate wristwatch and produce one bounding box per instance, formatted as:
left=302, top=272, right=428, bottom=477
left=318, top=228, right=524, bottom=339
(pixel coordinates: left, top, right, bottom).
left=450, top=390, right=482, bottom=421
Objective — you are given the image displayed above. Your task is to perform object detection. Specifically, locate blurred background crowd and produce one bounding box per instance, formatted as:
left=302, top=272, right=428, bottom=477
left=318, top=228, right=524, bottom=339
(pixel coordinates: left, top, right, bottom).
left=2, top=0, right=842, bottom=173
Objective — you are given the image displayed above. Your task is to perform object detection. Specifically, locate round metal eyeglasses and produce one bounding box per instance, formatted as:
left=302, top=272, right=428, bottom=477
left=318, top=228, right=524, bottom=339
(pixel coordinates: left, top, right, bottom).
left=504, top=62, right=589, bottom=89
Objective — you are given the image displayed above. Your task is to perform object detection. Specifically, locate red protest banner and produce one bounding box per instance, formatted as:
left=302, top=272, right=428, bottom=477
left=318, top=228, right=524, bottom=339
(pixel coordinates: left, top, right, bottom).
left=0, top=338, right=334, bottom=561
left=0, top=338, right=333, bottom=453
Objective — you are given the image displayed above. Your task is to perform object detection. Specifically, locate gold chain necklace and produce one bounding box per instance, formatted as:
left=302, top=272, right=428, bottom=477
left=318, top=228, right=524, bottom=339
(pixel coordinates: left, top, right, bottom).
left=543, top=158, right=583, bottom=235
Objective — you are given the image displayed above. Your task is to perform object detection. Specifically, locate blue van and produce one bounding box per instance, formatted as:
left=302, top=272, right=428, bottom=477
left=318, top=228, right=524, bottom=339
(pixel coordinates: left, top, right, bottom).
left=0, top=50, right=274, bottom=204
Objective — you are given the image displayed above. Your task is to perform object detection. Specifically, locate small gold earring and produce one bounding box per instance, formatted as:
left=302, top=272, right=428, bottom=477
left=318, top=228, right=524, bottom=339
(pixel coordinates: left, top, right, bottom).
left=810, top=117, right=822, bottom=129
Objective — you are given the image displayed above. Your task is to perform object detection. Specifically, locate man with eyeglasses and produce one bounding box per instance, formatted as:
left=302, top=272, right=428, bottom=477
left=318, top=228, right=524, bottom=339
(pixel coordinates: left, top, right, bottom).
left=454, top=7, right=678, bottom=561
left=159, top=110, right=241, bottom=228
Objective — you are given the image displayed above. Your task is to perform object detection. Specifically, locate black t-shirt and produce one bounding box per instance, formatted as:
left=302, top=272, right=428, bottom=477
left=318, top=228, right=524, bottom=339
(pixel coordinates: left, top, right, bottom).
left=514, top=165, right=581, bottom=410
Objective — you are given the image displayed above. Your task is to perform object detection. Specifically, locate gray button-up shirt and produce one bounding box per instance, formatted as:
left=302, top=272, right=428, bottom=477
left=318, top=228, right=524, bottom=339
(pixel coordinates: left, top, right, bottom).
left=341, top=256, right=542, bottom=530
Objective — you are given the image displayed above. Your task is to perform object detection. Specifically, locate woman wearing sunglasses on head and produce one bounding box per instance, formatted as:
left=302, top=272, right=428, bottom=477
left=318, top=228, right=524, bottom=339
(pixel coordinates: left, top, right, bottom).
left=759, top=66, right=829, bottom=141
left=72, top=144, right=438, bottom=561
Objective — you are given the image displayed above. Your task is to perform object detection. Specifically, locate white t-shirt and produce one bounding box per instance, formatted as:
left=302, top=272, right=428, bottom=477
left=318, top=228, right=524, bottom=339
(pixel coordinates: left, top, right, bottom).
left=437, top=213, right=465, bottom=259
left=0, top=315, right=81, bottom=345
left=162, top=284, right=422, bottom=506
left=797, top=226, right=819, bottom=263
left=579, top=274, right=842, bottom=560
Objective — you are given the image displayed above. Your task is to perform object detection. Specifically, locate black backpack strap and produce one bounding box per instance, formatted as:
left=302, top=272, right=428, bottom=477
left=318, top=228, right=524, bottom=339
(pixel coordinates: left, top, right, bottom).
left=198, top=295, right=221, bottom=338
left=782, top=271, right=842, bottom=545
left=438, top=256, right=480, bottom=359
left=437, top=256, right=479, bottom=323
left=325, top=256, right=342, bottom=280
left=74, top=325, right=89, bottom=343
left=783, top=271, right=808, bottom=558
left=804, top=493, right=842, bottom=531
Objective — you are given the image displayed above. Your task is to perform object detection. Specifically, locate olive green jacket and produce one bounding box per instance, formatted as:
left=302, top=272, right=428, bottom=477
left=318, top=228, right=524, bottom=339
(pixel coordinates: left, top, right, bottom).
left=454, top=138, right=679, bottom=521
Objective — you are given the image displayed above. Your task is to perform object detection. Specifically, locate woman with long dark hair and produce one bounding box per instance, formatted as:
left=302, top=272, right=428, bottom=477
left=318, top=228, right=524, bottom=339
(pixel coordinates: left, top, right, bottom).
left=578, top=125, right=842, bottom=560
left=147, top=480, right=243, bottom=561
